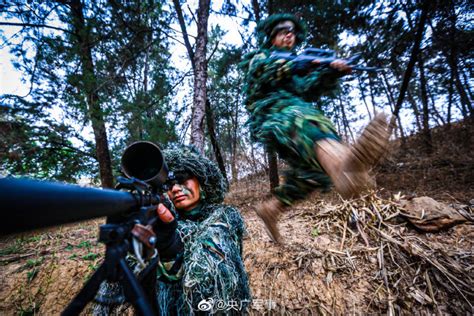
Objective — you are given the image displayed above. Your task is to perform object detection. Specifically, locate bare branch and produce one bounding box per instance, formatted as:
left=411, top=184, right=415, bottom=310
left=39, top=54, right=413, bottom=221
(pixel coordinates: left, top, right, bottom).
left=0, top=22, right=75, bottom=36
left=207, top=40, right=219, bottom=63
left=172, top=0, right=195, bottom=70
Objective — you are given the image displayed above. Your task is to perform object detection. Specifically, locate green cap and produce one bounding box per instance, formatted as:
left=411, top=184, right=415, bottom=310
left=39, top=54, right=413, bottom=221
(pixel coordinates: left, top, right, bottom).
left=257, top=13, right=307, bottom=49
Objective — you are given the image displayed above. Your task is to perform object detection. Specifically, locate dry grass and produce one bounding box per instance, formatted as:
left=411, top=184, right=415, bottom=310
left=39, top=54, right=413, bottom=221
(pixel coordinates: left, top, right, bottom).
left=231, top=181, right=473, bottom=314
left=1, top=186, right=472, bottom=315
left=1, top=122, right=472, bottom=314
left=0, top=219, right=104, bottom=315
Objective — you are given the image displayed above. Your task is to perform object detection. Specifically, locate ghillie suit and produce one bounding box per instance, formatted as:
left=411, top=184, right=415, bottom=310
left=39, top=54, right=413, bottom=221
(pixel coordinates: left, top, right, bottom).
left=93, top=147, right=251, bottom=315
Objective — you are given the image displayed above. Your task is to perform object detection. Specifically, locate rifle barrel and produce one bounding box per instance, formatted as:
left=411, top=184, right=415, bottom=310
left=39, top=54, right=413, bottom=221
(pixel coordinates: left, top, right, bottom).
left=0, top=178, right=142, bottom=236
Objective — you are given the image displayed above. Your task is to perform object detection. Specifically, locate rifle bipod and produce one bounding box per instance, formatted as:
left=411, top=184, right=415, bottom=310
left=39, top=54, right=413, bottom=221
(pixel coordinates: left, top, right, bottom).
left=62, top=221, right=159, bottom=316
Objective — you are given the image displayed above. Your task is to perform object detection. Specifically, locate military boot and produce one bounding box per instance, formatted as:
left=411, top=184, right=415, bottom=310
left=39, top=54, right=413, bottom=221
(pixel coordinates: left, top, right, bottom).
left=255, top=198, right=286, bottom=243
left=316, top=113, right=390, bottom=199
left=340, top=112, right=390, bottom=198
left=348, top=112, right=390, bottom=168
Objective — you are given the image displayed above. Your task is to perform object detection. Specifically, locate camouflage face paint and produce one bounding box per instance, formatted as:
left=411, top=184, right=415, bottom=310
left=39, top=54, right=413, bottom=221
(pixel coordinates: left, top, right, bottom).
left=177, top=184, right=192, bottom=196
left=168, top=177, right=202, bottom=212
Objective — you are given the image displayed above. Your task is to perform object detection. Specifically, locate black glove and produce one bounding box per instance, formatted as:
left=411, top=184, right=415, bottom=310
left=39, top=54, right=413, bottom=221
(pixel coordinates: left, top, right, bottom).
left=153, top=204, right=184, bottom=261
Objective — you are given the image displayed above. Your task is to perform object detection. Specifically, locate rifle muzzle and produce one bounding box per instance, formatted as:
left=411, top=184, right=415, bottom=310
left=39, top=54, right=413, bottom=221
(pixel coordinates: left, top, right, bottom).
left=121, top=141, right=168, bottom=188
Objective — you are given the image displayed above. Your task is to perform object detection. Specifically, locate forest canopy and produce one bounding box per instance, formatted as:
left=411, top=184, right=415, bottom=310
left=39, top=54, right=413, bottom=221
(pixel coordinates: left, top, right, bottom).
left=0, top=0, right=472, bottom=186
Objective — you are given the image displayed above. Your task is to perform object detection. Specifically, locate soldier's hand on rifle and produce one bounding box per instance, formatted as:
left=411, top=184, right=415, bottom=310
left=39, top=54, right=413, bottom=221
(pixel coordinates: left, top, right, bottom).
left=152, top=203, right=184, bottom=260
left=328, top=59, right=352, bottom=74
left=157, top=203, right=175, bottom=223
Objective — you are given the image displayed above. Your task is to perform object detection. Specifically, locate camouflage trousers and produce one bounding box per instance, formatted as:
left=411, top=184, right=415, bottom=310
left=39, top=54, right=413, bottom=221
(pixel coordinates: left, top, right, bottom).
left=248, top=93, right=340, bottom=205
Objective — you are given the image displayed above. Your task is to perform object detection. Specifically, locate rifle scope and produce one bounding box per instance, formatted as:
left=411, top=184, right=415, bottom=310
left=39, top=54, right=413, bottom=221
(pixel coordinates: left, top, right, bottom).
left=0, top=141, right=168, bottom=236
left=0, top=178, right=145, bottom=236
left=121, top=141, right=168, bottom=188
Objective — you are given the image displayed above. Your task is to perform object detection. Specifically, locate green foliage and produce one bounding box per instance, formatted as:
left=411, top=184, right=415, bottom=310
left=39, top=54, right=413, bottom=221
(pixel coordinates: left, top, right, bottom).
left=82, top=252, right=99, bottom=261
left=26, top=268, right=39, bottom=283
left=25, top=258, right=42, bottom=269
left=88, top=262, right=100, bottom=272
left=76, top=240, right=92, bottom=249
left=0, top=241, right=23, bottom=256
left=18, top=304, right=40, bottom=316
left=0, top=116, right=94, bottom=181
left=26, top=235, right=42, bottom=243
left=1, top=1, right=178, bottom=182
left=207, top=42, right=249, bottom=178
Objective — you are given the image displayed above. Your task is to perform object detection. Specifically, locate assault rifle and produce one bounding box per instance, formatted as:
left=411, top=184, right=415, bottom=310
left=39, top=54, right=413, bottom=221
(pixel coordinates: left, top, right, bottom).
left=0, top=141, right=173, bottom=315
left=270, top=48, right=381, bottom=72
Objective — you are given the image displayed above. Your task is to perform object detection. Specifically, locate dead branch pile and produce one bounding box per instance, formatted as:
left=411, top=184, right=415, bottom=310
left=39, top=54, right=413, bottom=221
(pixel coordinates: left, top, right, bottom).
left=237, top=191, right=473, bottom=314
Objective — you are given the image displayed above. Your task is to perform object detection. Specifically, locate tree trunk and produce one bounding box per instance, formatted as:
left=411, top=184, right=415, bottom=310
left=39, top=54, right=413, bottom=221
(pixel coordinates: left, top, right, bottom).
left=461, top=68, right=473, bottom=103
left=452, top=67, right=472, bottom=118
left=447, top=71, right=454, bottom=126
left=429, top=2, right=472, bottom=119
left=172, top=0, right=194, bottom=61
left=231, top=141, right=238, bottom=183
left=189, top=0, right=211, bottom=153
left=381, top=72, right=406, bottom=140
left=267, top=147, right=279, bottom=191
left=251, top=0, right=261, bottom=21
left=417, top=52, right=433, bottom=153
left=339, top=94, right=354, bottom=142
left=368, top=75, right=378, bottom=115
left=249, top=144, right=259, bottom=175
left=390, top=1, right=430, bottom=136
left=427, top=87, right=445, bottom=126
left=231, top=95, right=240, bottom=182
left=205, top=99, right=228, bottom=184
left=407, top=90, right=422, bottom=132
left=358, top=77, right=373, bottom=120
left=70, top=0, right=113, bottom=188
left=447, top=2, right=473, bottom=117
left=173, top=0, right=228, bottom=177
left=333, top=99, right=342, bottom=135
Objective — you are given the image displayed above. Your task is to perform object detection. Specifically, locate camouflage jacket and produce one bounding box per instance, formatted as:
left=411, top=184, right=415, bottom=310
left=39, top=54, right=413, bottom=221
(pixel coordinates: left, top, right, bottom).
left=93, top=202, right=250, bottom=316
left=244, top=47, right=340, bottom=116
left=156, top=202, right=251, bottom=314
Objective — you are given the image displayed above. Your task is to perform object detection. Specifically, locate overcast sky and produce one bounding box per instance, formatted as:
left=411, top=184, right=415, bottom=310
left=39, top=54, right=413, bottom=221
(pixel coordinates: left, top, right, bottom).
left=0, top=1, right=255, bottom=97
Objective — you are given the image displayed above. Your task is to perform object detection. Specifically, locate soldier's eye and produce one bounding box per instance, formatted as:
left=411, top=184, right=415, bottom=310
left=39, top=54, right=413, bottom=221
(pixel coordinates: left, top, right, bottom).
left=278, top=27, right=294, bottom=37
left=174, top=172, right=193, bottom=184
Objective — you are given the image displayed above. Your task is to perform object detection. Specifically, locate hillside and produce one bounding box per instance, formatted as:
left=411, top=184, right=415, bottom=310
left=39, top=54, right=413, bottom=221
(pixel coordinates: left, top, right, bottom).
left=228, top=121, right=473, bottom=314
left=0, top=122, right=473, bottom=314
left=376, top=121, right=473, bottom=201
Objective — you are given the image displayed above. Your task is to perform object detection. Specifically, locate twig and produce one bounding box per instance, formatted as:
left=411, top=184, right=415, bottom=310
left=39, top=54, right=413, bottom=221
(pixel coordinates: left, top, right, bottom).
left=340, top=219, right=347, bottom=251
left=424, top=270, right=437, bottom=306
left=356, top=221, right=371, bottom=247
left=0, top=252, right=35, bottom=264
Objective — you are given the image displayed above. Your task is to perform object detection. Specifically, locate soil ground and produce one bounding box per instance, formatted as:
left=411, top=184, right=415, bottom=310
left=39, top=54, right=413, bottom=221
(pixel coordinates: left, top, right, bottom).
left=1, top=121, right=472, bottom=315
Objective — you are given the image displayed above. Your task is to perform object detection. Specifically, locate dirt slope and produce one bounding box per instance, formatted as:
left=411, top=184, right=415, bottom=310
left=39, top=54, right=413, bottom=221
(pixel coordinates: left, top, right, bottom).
left=228, top=180, right=473, bottom=314
left=1, top=122, right=472, bottom=314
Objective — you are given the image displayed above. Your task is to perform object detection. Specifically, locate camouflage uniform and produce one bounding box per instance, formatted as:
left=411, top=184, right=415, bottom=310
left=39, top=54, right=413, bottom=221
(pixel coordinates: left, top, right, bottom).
left=243, top=14, right=343, bottom=205
left=93, top=147, right=251, bottom=315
